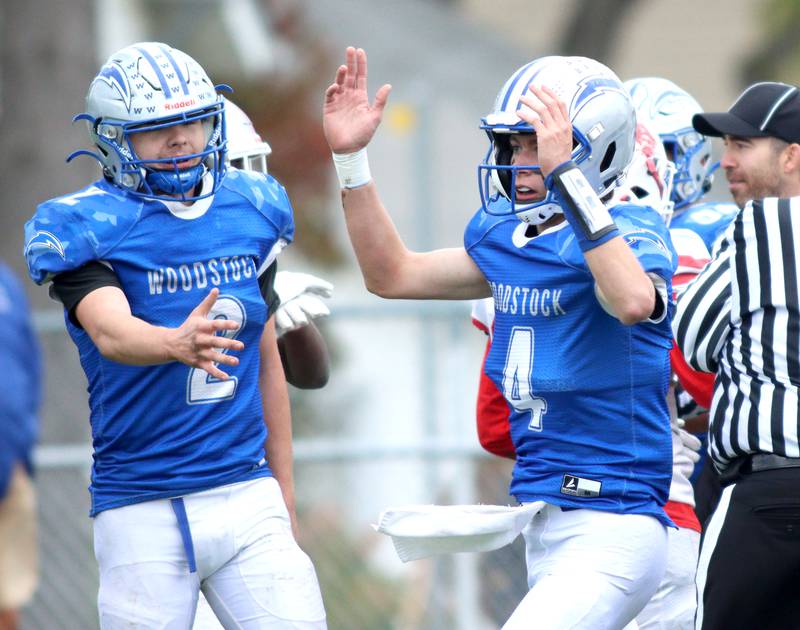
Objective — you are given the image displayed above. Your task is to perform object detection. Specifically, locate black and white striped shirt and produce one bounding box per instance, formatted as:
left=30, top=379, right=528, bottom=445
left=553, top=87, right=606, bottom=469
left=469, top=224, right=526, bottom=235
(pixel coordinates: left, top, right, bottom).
left=673, top=197, right=800, bottom=471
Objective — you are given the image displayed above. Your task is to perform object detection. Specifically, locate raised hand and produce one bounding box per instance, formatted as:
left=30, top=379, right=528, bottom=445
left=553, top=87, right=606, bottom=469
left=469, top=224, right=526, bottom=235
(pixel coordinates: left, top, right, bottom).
left=517, top=84, right=573, bottom=177
left=167, top=288, right=244, bottom=380
left=323, top=47, right=392, bottom=154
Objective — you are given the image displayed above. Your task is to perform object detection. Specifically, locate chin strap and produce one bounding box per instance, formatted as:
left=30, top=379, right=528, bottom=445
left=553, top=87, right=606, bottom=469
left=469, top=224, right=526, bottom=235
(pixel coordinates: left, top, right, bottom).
left=145, top=164, right=205, bottom=195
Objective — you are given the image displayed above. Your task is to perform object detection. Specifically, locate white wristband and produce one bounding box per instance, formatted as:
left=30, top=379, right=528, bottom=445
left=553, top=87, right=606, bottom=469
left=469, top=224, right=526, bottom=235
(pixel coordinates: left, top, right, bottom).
left=332, top=148, right=372, bottom=189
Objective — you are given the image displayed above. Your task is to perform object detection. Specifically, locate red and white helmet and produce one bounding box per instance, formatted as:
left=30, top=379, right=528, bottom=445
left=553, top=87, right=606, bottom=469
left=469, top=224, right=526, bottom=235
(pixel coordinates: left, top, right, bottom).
left=224, top=98, right=272, bottom=174
left=614, top=119, right=676, bottom=224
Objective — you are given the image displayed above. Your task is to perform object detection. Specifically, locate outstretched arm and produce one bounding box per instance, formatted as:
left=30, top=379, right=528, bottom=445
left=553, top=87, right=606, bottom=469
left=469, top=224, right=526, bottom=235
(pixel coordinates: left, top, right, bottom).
left=323, top=47, right=489, bottom=300
left=75, top=286, right=242, bottom=379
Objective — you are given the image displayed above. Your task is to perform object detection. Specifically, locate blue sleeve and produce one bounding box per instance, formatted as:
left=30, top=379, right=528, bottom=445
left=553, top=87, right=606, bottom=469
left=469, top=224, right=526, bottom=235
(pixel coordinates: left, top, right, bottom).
left=612, top=204, right=677, bottom=281
left=266, top=175, right=294, bottom=245
left=24, top=199, right=100, bottom=285
left=228, top=170, right=295, bottom=256
left=0, top=263, right=41, bottom=487
left=464, top=205, right=512, bottom=253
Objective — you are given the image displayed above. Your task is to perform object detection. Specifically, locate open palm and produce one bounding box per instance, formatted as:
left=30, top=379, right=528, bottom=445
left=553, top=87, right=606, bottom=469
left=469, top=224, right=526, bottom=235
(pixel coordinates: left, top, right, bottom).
left=323, top=47, right=392, bottom=154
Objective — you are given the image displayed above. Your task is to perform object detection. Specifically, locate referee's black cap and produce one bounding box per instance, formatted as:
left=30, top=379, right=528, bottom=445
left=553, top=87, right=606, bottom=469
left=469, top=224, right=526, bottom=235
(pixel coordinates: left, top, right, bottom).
left=693, top=82, right=800, bottom=144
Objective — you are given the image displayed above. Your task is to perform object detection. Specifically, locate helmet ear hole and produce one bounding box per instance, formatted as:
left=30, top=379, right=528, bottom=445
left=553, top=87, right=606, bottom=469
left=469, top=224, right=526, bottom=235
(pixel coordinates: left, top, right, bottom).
left=600, top=141, right=616, bottom=173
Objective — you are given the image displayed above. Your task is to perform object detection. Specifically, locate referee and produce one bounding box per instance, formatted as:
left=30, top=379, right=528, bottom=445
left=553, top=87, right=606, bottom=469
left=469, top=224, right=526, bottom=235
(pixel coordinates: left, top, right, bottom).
left=674, top=82, right=800, bottom=630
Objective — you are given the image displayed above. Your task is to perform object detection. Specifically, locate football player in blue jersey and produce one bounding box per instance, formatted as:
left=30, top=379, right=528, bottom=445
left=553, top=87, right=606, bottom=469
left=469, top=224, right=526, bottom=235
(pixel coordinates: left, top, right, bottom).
left=626, top=79, right=738, bottom=529
left=0, top=261, right=41, bottom=630
left=626, top=77, right=736, bottom=253
left=324, top=47, right=677, bottom=629
left=23, top=43, right=326, bottom=629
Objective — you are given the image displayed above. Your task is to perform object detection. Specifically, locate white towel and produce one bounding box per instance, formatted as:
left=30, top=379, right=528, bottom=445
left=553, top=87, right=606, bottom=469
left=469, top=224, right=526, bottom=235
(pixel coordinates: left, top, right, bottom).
left=373, top=502, right=546, bottom=562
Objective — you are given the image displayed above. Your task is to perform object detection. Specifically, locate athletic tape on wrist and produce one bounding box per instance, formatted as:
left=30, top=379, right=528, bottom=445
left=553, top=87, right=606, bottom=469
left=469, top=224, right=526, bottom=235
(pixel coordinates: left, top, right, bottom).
left=331, top=148, right=372, bottom=189
left=546, top=160, right=618, bottom=251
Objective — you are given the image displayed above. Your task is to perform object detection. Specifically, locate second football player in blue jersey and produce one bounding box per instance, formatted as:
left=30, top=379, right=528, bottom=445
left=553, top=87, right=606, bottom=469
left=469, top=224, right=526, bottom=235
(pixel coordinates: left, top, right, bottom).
left=324, top=47, right=677, bottom=629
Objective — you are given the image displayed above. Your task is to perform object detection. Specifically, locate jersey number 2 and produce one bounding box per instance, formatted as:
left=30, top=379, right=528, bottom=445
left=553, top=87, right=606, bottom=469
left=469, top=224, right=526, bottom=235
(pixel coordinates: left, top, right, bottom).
left=186, top=295, right=247, bottom=405
left=502, top=326, right=547, bottom=431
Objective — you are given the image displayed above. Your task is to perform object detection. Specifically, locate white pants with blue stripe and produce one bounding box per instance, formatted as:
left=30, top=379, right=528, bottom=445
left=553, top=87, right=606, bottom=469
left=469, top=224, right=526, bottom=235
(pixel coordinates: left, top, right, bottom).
left=93, top=477, right=326, bottom=629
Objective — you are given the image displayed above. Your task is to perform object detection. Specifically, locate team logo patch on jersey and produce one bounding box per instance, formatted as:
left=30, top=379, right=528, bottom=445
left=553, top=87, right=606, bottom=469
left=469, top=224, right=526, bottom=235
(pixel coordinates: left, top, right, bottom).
left=24, top=231, right=66, bottom=260
left=561, top=474, right=601, bottom=498
left=624, top=229, right=671, bottom=256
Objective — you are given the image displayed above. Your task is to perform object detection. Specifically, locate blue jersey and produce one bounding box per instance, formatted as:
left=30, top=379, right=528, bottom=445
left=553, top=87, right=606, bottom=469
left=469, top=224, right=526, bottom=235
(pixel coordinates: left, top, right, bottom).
left=670, top=201, right=739, bottom=254
left=0, top=262, right=41, bottom=497
left=465, top=203, right=676, bottom=525
left=24, top=170, right=293, bottom=515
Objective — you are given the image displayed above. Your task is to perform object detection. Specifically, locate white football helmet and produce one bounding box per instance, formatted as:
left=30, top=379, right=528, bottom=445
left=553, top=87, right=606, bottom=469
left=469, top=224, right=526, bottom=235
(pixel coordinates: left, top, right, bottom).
left=479, top=56, right=637, bottom=225
left=624, top=77, right=714, bottom=211
left=69, top=42, right=227, bottom=202
left=224, top=98, right=272, bottom=174
left=616, top=119, right=676, bottom=224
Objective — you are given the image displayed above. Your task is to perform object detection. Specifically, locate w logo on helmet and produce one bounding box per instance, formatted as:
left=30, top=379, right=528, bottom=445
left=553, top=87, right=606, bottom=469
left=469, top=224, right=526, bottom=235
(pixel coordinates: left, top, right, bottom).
left=94, top=61, right=132, bottom=112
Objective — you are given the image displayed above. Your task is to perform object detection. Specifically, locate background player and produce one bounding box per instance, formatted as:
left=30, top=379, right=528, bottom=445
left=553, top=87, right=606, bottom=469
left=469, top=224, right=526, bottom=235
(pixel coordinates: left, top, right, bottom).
left=224, top=97, right=333, bottom=390
left=626, top=77, right=738, bottom=526
left=0, top=261, right=41, bottom=630
left=324, top=47, right=676, bottom=629
left=24, top=42, right=326, bottom=628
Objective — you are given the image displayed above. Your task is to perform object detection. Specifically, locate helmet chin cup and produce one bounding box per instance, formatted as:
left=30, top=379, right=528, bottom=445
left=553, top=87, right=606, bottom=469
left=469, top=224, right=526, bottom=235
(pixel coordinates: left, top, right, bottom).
left=478, top=160, right=561, bottom=225
left=145, top=164, right=205, bottom=196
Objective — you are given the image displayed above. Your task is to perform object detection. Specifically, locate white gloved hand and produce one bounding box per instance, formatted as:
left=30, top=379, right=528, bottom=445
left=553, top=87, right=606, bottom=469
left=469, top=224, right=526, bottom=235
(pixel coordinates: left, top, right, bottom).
left=672, top=425, right=703, bottom=483
left=678, top=428, right=702, bottom=464
left=274, top=271, right=334, bottom=336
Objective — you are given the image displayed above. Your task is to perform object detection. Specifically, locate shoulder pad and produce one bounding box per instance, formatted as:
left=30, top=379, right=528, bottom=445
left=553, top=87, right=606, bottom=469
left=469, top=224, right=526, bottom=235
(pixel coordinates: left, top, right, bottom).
left=611, top=203, right=677, bottom=274
left=464, top=204, right=515, bottom=251
left=24, top=181, right=141, bottom=284
left=671, top=202, right=738, bottom=252
left=222, top=169, right=294, bottom=241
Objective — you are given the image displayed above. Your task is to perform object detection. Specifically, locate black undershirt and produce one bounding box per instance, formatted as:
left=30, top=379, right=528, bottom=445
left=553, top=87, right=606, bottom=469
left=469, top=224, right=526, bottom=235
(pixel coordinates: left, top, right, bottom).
left=51, top=260, right=280, bottom=328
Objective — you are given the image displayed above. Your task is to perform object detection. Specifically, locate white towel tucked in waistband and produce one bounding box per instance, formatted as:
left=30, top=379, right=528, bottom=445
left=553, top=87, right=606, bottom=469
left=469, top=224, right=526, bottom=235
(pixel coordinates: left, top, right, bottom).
left=373, top=502, right=546, bottom=562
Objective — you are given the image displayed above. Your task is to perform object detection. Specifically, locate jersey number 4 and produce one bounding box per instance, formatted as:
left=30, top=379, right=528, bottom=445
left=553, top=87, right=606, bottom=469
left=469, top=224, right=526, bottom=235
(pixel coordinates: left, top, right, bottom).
left=186, top=295, right=247, bottom=405
left=502, top=326, right=547, bottom=431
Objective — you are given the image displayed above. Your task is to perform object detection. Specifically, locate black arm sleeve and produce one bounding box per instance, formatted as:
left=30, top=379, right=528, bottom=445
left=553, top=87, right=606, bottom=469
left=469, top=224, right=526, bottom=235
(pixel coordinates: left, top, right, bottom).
left=50, top=261, right=123, bottom=328
left=258, top=261, right=280, bottom=317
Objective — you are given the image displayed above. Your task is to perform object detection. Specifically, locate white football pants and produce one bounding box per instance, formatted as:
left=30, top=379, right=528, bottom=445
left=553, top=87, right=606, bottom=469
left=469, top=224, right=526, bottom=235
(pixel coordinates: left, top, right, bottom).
left=93, top=476, right=326, bottom=629
left=635, top=526, right=700, bottom=629
left=503, top=504, right=668, bottom=630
